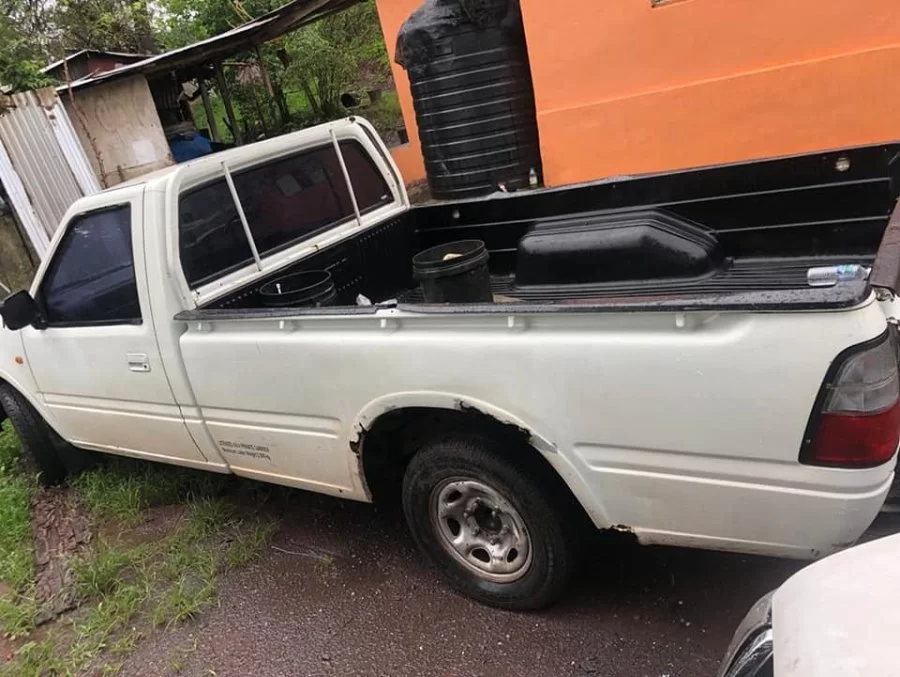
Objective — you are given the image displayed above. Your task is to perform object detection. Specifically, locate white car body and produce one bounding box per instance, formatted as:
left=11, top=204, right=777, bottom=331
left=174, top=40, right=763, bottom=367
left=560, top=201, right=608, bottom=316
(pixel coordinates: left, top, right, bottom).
left=719, top=532, right=900, bottom=677
left=0, top=118, right=896, bottom=561
left=774, top=533, right=900, bottom=676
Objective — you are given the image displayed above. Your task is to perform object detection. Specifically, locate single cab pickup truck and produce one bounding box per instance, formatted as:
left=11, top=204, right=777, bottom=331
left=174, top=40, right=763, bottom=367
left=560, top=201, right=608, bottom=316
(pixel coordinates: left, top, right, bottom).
left=2, top=118, right=900, bottom=609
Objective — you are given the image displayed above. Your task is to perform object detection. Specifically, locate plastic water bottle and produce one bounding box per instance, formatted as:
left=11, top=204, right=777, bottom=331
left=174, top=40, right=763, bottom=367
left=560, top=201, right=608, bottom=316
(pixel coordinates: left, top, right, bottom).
left=806, top=264, right=871, bottom=287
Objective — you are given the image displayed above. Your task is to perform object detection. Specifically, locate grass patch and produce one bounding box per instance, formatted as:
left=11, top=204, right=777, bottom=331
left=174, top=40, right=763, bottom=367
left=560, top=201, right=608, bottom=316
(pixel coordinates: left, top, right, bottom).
left=225, top=519, right=279, bottom=571
left=0, top=421, right=37, bottom=639
left=0, top=594, right=37, bottom=638
left=0, top=421, right=33, bottom=590
left=151, top=575, right=217, bottom=629
left=5, top=497, right=276, bottom=675
left=0, top=436, right=279, bottom=675
left=71, top=461, right=227, bottom=526
left=0, top=476, right=33, bottom=590
left=72, top=542, right=149, bottom=601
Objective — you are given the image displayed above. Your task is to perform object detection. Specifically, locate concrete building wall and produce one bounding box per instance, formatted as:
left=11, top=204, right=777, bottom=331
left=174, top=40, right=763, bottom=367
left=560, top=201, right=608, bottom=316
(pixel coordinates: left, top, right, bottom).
left=376, top=0, right=900, bottom=188
left=63, top=75, right=174, bottom=187
left=521, top=0, right=900, bottom=186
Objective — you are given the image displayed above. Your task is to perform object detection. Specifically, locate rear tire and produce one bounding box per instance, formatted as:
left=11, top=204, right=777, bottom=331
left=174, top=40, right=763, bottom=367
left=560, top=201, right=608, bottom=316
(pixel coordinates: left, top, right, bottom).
left=402, top=434, right=578, bottom=610
left=0, top=384, right=90, bottom=485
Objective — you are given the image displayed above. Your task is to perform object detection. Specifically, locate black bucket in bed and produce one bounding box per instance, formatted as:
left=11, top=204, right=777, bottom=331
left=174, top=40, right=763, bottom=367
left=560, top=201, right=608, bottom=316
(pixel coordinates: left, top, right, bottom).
left=259, top=271, right=337, bottom=308
left=412, top=239, right=492, bottom=303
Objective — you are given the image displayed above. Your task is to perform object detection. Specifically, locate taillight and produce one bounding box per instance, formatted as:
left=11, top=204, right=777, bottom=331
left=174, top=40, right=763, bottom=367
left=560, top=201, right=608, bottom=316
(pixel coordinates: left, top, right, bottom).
left=801, top=331, right=900, bottom=468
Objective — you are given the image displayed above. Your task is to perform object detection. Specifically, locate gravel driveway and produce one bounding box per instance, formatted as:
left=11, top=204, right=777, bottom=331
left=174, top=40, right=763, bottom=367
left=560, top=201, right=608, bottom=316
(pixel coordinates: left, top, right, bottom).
left=121, top=490, right=894, bottom=677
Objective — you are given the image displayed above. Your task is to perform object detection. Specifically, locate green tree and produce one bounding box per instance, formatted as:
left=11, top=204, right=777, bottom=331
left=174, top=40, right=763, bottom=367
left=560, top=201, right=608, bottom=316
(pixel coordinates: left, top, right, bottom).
left=0, top=8, right=54, bottom=92
left=1, top=0, right=161, bottom=92
left=54, top=0, right=158, bottom=53
left=155, top=0, right=292, bottom=137
left=283, top=1, right=391, bottom=119
left=156, top=0, right=283, bottom=50
left=0, top=49, right=54, bottom=93
left=158, top=0, right=393, bottom=123
left=1, top=0, right=58, bottom=58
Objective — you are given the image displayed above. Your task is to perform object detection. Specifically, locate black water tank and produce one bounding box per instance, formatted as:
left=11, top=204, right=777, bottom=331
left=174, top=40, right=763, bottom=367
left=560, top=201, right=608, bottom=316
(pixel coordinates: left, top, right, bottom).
left=396, top=0, right=542, bottom=199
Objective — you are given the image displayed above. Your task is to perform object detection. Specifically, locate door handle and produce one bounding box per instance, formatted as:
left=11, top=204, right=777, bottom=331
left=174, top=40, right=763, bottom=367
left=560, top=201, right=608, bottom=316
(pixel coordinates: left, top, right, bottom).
left=127, top=353, right=150, bottom=373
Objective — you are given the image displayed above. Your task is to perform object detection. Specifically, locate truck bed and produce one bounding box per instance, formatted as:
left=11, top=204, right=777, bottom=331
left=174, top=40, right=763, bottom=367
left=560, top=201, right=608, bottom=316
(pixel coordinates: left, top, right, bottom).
left=201, top=142, right=899, bottom=315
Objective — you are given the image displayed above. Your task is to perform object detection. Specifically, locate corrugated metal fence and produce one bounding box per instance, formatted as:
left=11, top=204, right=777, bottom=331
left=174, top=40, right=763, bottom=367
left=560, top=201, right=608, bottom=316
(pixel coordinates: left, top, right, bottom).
left=0, top=87, right=100, bottom=258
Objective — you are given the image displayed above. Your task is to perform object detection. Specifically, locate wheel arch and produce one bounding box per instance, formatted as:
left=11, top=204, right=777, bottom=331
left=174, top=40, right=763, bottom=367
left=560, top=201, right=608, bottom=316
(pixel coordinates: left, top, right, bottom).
left=350, top=392, right=609, bottom=528
left=352, top=392, right=558, bottom=455
left=0, top=372, right=26, bottom=422
left=0, top=370, right=64, bottom=437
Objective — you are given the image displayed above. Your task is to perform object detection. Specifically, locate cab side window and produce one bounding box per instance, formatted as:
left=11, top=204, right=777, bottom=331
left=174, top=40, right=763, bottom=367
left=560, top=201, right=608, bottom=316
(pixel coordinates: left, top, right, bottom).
left=40, top=205, right=141, bottom=326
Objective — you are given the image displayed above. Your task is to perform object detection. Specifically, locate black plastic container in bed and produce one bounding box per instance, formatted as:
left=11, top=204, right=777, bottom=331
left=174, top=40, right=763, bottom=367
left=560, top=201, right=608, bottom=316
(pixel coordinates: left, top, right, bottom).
left=516, top=208, right=724, bottom=286
left=413, top=239, right=493, bottom=303
left=259, top=271, right=337, bottom=308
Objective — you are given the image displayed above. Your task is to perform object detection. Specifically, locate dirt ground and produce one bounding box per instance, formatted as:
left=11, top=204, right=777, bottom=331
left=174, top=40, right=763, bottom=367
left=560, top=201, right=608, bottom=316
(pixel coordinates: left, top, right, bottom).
left=113, top=488, right=896, bottom=677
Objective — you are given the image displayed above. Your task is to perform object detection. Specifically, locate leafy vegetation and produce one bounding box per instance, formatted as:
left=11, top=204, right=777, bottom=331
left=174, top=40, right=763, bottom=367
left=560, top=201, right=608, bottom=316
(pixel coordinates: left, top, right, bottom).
left=0, top=0, right=403, bottom=144
left=0, top=429, right=278, bottom=676
left=162, top=0, right=397, bottom=140
left=0, top=14, right=53, bottom=92
left=0, top=0, right=158, bottom=91
left=175, top=0, right=399, bottom=141
left=283, top=2, right=392, bottom=119
left=54, top=0, right=158, bottom=53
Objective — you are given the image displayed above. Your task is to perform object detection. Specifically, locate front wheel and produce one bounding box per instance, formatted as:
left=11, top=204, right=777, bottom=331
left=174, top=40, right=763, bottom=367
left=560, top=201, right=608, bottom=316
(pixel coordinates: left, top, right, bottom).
left=0, top=383, right=67, bottom=485
left=402, top=435, right=578, bottom=610
left=0, top=384, right=95, bottom=485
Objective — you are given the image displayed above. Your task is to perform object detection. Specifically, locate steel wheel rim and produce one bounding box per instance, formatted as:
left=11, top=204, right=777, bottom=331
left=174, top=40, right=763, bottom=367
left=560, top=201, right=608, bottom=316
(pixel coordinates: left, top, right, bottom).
left=429, top=477, right=533, bottom=583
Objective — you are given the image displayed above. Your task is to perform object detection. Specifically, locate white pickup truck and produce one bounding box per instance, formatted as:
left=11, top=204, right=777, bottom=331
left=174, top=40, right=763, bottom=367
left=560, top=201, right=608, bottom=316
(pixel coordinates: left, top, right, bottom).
left=2, top=118, right=900, bottom=610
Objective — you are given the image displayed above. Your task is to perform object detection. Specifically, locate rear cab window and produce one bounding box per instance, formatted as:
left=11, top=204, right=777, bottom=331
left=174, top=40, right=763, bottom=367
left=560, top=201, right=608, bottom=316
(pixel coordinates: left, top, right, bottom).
left=178, top=139, right=392, bottom=289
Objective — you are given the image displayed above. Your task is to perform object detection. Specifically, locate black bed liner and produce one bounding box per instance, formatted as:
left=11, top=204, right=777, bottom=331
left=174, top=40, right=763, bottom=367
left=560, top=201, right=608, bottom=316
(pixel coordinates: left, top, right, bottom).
left=198, top=141, right=899, bottom=318
left=413, top=142, right=900, bottom=270
left=399, top=256, right=874, bottom=303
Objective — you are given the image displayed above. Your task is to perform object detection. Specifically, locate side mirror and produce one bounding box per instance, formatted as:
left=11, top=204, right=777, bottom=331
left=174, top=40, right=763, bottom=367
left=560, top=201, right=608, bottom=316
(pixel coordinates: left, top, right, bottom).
left=1, top=290, right=40, bottom=330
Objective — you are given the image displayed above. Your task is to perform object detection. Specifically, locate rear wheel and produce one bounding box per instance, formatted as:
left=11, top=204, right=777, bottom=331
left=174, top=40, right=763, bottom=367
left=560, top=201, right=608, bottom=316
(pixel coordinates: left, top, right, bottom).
left=402, top=434, right=578, bottom=610
left=0, top=384, right=91, bottom=485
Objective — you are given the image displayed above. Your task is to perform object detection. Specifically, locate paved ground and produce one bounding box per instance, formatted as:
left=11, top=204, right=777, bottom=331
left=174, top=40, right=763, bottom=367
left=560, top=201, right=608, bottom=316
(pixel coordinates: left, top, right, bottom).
left=119, top=490, right=900, bottom=677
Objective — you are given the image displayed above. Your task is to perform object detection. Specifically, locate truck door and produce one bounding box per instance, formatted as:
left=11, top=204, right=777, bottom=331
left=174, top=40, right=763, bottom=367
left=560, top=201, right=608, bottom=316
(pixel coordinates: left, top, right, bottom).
left=20, top=185, right=209, bottom=465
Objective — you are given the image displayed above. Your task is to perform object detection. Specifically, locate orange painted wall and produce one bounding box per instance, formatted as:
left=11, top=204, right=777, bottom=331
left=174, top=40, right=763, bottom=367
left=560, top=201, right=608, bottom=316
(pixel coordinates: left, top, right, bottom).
left=373, top=0, right=427, bottom=184
left=376, top=0, right=900, bottom=188
left=519, top=0, right=900, bottom=186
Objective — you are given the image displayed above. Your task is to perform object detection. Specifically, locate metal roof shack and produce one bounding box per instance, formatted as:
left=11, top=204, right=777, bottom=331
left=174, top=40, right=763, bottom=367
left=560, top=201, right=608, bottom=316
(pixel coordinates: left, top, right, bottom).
left=43, top=50, right=151, bottom=82
left=55, top=0, right=359, bottom=189
left=60, top=0, right=358, bottom=91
